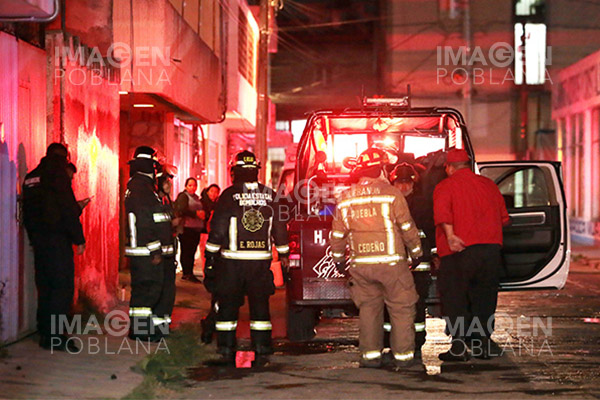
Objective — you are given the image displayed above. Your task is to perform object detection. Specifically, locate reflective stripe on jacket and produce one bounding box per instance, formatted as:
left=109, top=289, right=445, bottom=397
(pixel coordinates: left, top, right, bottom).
left=330, top=176, right=422, bottom=266
left=205, top=181, right=289, bottom=261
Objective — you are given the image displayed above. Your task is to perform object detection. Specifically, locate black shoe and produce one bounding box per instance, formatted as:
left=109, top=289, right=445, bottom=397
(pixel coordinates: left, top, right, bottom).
left=201, top=318, right=215, bottom=344
left=182, top=275, right=202, bottom=283
left=439, top=340, right=470, bottom=362
left=439, top=350, right=470, bottom=362
left=471, top=337, right=491, bottom=360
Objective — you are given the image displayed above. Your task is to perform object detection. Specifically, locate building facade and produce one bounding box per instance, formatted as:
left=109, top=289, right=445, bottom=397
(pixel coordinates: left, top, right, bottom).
left=552, top=49, right=600, bottom=242
left=383, top=0, right=600, bottom=161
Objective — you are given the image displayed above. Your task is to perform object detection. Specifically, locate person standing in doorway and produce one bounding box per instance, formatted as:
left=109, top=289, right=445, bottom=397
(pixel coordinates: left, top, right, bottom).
left=174, top=177, right=205, bottom=283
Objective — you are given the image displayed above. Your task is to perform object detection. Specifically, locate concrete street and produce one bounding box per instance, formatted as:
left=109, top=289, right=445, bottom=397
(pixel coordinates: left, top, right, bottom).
left=0, top=245, right=599, bottom=399
left=179, top=260, right=600, bottom=399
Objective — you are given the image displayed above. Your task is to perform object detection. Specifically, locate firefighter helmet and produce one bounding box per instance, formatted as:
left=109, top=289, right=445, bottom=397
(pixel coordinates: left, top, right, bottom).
left=353, top=147, right=389, bottom=174
left=390, top=162, right=418, bottom=184
left=129, top=146, right=159, bottom=176
left=231, top=150, right=261, bottom=169
left=133, top=146, right=158, bottom=161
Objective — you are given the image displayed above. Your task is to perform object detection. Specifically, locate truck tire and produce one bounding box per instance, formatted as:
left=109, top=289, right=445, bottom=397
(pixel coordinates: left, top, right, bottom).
left=287, top=306, right=318, bottom=342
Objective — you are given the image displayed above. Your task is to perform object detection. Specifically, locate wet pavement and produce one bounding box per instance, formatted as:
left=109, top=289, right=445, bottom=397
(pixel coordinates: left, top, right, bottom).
left=181, top=268, right=600, bottom=399
left=1, top=254, right=598, bottom=399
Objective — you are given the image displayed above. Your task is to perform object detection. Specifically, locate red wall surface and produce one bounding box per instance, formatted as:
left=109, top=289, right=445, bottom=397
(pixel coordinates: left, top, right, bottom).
left=55, top=47, right=121, bottom=313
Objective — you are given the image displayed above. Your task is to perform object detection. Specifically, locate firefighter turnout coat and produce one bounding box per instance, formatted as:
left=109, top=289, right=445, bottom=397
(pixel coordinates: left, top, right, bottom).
left=125, top=172, right=175, bottom=337
left=330, top=176, right=423, bottom=266
left=204, top=181, right=289, bottom=355
left=330, top=175, right=423, bottom=363
left=205, top=181, right=289, bottom=262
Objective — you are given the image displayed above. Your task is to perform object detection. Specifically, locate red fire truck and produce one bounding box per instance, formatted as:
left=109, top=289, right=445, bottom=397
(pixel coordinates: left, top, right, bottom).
left=285, top=97, right=570, bottom=341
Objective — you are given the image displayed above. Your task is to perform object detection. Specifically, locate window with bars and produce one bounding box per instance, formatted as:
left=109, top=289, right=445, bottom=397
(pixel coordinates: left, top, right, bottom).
left=238, top=7, right=256, bottom=87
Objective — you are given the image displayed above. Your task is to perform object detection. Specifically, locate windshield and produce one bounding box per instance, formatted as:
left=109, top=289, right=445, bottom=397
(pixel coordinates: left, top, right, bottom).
left=298, top=114, right=464, bottom=181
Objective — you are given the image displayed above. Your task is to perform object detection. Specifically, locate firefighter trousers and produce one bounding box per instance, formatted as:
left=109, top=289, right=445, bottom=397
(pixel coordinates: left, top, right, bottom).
left=129, top=255, right=176, bottom=338
left=32, top=233, right=75, bottom=338
left=213, top=259, right=275, bottom=355
left=349, top=263, right=418, bottom=360
left=438, top=244, right=501, bottom=340
left=384, top=270, right=431, bottom=351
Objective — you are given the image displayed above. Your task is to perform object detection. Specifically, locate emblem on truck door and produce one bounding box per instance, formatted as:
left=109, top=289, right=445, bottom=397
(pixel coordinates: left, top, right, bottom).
left=313, top=246, right=346, bottom=279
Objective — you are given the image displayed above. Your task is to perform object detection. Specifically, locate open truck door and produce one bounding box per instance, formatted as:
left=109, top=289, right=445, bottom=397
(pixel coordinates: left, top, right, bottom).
left=478, top=161, right=570, bottom=290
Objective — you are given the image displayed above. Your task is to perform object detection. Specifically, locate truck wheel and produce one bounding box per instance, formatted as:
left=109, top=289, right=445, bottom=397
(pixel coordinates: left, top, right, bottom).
left=287, top=306, right=318, bottom=342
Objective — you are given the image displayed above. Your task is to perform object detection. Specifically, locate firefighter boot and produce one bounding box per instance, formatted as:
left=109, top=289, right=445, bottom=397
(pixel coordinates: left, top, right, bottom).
left=216, top=347, right=236, bottom=366
left=201, top=316, right=216, bottom=344
left=250, top=321, right=273, bottom=356
left=439, top=338, right=470, bottom=362
left=216, top=330, right=237, bottom=365
left=359, top=352, right=383, bottom=368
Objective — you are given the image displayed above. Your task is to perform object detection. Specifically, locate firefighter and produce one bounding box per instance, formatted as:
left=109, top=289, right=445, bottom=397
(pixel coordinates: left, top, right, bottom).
left=204, top=150, right=289, bottom=365
left=386, top=162, right=435, bottom=358
left=22, top=143, right=85, bottom=352
left=330, top=148, right=422, bottom=369
left=125, top=146, right=176, bottom=341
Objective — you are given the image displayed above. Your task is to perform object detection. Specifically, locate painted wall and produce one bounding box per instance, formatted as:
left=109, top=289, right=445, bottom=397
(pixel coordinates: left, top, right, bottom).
left=0, top=32, right=47, bottom=342
left=48, top=32, right=121, bottom=313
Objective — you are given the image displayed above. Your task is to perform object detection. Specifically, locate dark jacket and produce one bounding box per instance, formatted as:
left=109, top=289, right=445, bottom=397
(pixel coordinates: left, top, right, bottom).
left=174, top=191, right=205, bottom=231
left=205, top=181, right=289, bottom=261
left=22, top=154, right=85, bottom=245
left=124, top=173, right=174, bottom=257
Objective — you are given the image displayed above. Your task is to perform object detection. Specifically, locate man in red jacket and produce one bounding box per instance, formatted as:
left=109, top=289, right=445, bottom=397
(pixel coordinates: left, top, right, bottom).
left=434, top=148, right=510, bottom=361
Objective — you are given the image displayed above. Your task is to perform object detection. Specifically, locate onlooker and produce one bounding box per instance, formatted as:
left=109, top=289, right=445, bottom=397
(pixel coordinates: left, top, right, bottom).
left=174, top=177, right=205, bottom=283
left=22, top=143, right=85, bottom=352
left=434, top=148, right=510, bottom=361
left=201, top=184, right=220, bottom=231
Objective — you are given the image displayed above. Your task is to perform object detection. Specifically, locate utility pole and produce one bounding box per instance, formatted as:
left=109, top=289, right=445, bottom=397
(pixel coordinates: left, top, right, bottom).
left=255, top=0, right=273, bottom=183
left=519, top=24, right=528, bottom=160
left=461, top=0, right=472, bottom=129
